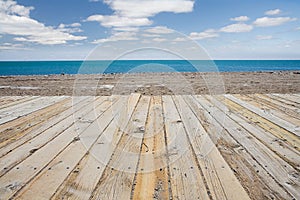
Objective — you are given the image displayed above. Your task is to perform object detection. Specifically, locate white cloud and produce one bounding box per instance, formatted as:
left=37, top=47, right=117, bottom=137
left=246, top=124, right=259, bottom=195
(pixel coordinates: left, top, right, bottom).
left=253, top=17, right=297, bottom=27
left=0, top=0, right=87, bottom=45
left=297, top=27, right=300, bottom=30
left=173, top=37, right=187, bottom=42
left=113, top=27, right=140, bottom=32
left=230, top=16, right=250, bottom=22
left=86, top=15, right=152, bottom=27
left=92, top=32, right=138, bottom=43
left=70, top=23, right=81, bottom=27
left=152, top=38, right=167, bottom=42
left=86, top=0, right=195, bottom=45
left=0, top=42, right=27, bottom=50
left=57, top=23, right=83, bottom=33
left=142, top=33, right=161, bottom=38
left=89, top=0, right=100, bottom=2
left=86, top=0, right=194, bottom=32
left=145, top=26, right=174, bottom=34
left=0, top=0, right=33, bottom=17
left=265, top=9, right=281, bottom=16
left=103, top=0, right=195, bottom=18
left=189, top=29, right=219, bottom=40
left=220, top=23, right=253, bottom=33
left=256, top=35, right=273, bottom=40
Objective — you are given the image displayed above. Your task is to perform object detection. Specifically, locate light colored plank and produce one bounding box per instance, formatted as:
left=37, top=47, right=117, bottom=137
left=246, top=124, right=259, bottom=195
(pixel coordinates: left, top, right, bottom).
left=132, top=96, right=169, bottom=200
left=15, top=96, right=128, bottom=200
left=272, top=94, right=300, bottom=105
left=202, top=95, right=300, bottom=199
left=0, top=97, right=71, bottom=147
left=208, top=95, right=300, bottom=171
left=259, top=94, right=300, bottom=113
left=0, top=96, right=35, bottom=109
left=162, top=95, right=210, bottom=200
left=0, top=96, right=118, bottom=199
left=0, top=96, right=67, bottom=125
left=267, top=94, right=300, bottom=109
left=186, top=95, right=293, bottom=200
left=0, top=97, right=105, bottom=178
left=226, top=94, right=300, bottom=137
left=0, top=96, right=89, bottom=158
left=223, top=96, right=299, bottom=150
left=90, top=95, right=150, bottom=200
left=174, top=95, right=250, bottom=200
left=52, top=93, right=141, bottom=200
left=238, top=94, right=300, bottom=126
left=248, top=94, right=300, bottom=120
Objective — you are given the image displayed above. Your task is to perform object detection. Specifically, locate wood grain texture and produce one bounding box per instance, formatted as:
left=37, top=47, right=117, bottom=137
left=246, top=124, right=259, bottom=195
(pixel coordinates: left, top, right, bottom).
left=0, top=93, right=299, bottom=200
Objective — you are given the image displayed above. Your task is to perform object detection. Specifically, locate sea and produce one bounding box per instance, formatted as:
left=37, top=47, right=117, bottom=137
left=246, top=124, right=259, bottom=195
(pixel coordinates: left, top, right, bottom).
left=0, top=60, right=299, bottom=76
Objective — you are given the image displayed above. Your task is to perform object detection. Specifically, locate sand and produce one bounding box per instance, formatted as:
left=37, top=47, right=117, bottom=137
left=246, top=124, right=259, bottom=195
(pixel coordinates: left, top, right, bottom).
left=0, top=71, right=299, bottom=96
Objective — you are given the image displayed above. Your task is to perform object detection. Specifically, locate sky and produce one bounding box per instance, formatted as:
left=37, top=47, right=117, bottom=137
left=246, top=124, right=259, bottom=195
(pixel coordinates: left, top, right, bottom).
left=0, top=0, right=300, bottom=60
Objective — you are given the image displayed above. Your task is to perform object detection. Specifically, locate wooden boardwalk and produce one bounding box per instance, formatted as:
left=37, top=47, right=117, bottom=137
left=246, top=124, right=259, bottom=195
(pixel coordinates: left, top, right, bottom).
left=0, top=94, right=299, bottom=200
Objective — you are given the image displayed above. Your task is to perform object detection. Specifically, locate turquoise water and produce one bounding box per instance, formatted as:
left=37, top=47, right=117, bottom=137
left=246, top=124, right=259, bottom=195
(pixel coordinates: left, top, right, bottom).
left=0, top=60, right=299, bottom=75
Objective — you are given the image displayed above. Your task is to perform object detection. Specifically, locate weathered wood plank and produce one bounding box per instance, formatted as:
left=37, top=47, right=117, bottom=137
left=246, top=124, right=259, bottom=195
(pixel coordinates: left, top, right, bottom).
left=237, top=94, right=300, bottom=127
left=226, top=94, right=300, bottom=137
left=14, top=96, right=128, bottom=199
left=267, top=94, right=300, bottom=109
left=0, top=96, right=67, bottom=125
left=89, top=95, right=150, bottom=200
left=0, top=97, right=71, bottom=146
left=208, top=95, right=300, bottom=170
left=162, top=95, right=210, bottom=200
left=0, top=96, right=89, bottom=157
left=258, top=94, right=300, bottom=114
left=174, top=95, right=250, bottom=200
left=185, top=95, right=293, bottom=200
left=272, top=94, right=300, bottom=105
left=246, top=94, right=300, bottom=120
left=0, top=96, right=118, bottom=199
left=205, top=95, right=300, bottom=199
left=0, top=96, right=35, bottom=109
left=51, top=93, right=140, bottom=200
left=0, top=97, right=105, bottom=178
left=132, top=96, right=170, bottom=200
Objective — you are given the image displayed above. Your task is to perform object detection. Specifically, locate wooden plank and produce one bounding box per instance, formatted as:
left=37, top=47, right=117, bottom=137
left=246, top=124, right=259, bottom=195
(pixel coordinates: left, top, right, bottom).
left=173, top=95, right=250, bottom=200
left=0, top=96, right=35, bottom=109
left=0, top=97, right=72, bottom=146
left=272, top=94, right=300, bottom=105
left=0, top=96, right=118, bottom=199
left=89, top=95, right=150, bottom=200
left=266, top=94, right=300, bottom=109
left=226, top=94, right=300, bottom=137
left=203, top=95, right=300, bottom=199
left=52, top=93, right=141, bottom=200
left=0, top=96, right=89, bottom=158
left=236, top=94, right=300, bottom=130
left=14, top=96, right=129, bottom=200
left=247, top=94, right=300, bottom=120
left=0, top=96, right=67, bottom=125
left=132, top=96, right=170, bottom=200
left=259, top=94, right=300, bottom=113
left=223, top=96, right=300, bottom=150
left=185, top=95, right=293, bottom=200
left=162, top=95, right=210, bottom=200
left=209, top=95, right=300, bottom=170
left=0, top=97, right=104, bottom=178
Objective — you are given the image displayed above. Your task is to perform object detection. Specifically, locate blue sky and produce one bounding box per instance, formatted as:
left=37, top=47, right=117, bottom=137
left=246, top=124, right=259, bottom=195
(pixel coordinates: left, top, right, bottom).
left=0, top=0, right=299, bottom=60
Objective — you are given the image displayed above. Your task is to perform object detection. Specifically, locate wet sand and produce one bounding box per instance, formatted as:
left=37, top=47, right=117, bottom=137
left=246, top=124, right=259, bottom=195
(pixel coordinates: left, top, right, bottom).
left=0, top=71, right=299, bottom=96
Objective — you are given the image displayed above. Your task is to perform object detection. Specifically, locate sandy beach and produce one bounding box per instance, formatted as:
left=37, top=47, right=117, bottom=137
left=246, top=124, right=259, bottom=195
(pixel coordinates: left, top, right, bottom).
left=0, top=70, right=299, bottom=96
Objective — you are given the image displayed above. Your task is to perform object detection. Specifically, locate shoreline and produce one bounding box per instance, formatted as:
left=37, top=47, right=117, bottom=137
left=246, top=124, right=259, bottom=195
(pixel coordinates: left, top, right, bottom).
left=0, top=69, right=299, bottom=77
left=0, top=70, right=299, bottom=96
